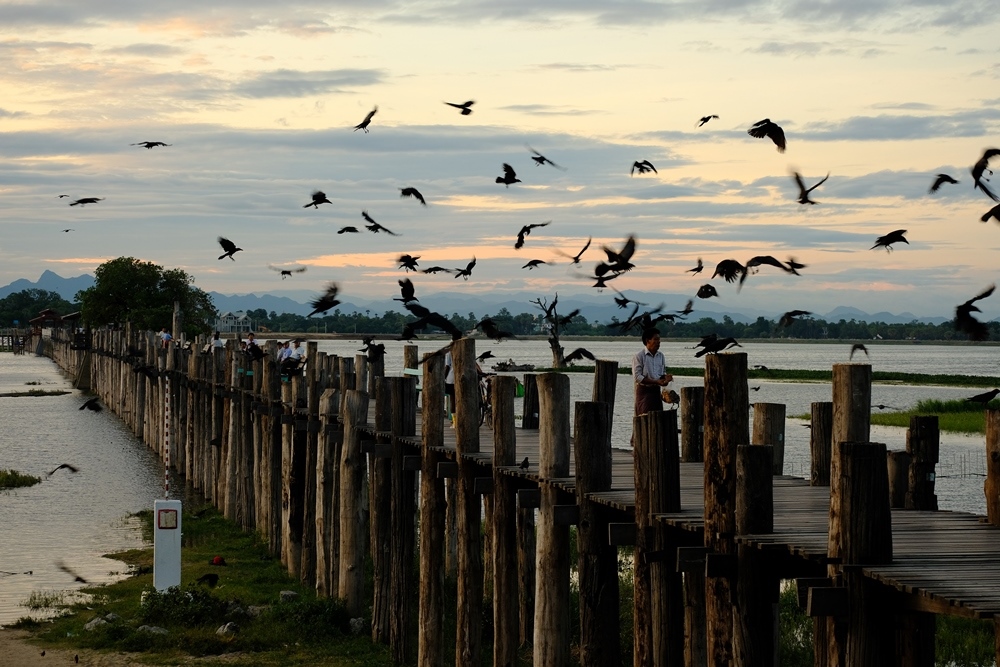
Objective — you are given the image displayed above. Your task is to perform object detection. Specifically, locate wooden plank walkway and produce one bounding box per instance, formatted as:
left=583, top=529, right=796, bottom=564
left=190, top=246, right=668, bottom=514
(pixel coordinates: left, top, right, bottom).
left=372, top=416, right=1000, bottom=620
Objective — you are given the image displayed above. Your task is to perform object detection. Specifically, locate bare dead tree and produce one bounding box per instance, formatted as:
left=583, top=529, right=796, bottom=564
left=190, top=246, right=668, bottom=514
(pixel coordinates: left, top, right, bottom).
left=531, top=294, right=580, bottom=369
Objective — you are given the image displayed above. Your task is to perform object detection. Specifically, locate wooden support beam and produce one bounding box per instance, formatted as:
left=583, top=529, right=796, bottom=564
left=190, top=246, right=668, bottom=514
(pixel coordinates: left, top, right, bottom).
left=552, top=504, right=579, bottom=526
left=807, top=587, right=849, bottom=618
left=518, top=488, right=541, bottom=508
left=676, top=546, right=709, bottom=572
left=795, top=577, right=834, bottom=609
left=402, top=455, right=421, bottom=471
left=437, top=461, right=458, bottom=478
left=609, top=523, right=636, bottom=546
left=473, top=477, right=494, bottom=495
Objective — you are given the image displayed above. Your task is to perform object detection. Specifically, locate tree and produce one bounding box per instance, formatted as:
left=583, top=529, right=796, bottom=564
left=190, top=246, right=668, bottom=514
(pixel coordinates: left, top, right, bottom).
left=0, top=289, right=77, bottom=327
left=76, top=257, right=217, bottom=336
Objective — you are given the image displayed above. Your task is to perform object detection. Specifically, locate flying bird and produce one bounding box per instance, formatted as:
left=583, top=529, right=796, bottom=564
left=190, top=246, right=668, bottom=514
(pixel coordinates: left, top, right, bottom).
left=337, top=226, right=360, bottom=234
left=398, top=254, right=421, bottom=272
left=56, top=561, right=88, bottom=584
left=395, top=278, right=418, bottom=304
left=304, top=191, right=332, bottom=208
left=748, top=118, right=786, bottom=152
left=362, top=210, right=399, bottom=235
left=871, top=229, right=908, bottom=252
left=454, top=257, right=477, bottom=280
left=444, top=100, right=475, bottom=115
left=564, top=347, right=596, bottom=363
left=929, top=173, right=959, bottom=193
left=476, top=317, right=516, bottom=341
left=698, top=115, right=719, bottom=127
left=850, top=343, right=869, bottom=360
left=965, top=388, right=1000, bottom=406
left=69, top=197, right=103, bottom=206
left=972, top=148, right=1000, bottom=202
left=981, top=204, right=1000, bottom=224
left=47, top=463, right=79, bottom=476
left=400, top=187, right=427, bottom=206
left=515, top=221, right=551, bottom=249
left=522, top=260, right=547, bottom=270
left=677, top=299, right=694, bottom=316
left=308, top=282, right=341, bottom=317
left=631, top=160, right=657, bottom=175
left=555, top=237, right=591, bottom=265
left=778, top=310, right=811, bottom=327
left=741, top=255, right=797, bottom=288
left=217, top=237, right=243, bottom=261
left=80, top=397, right=102, bottom=412
left=496, top=163, right=521, bottom=188
left=597, top=235, right=637, bottom=276
left=528, top=146, right=566, bottom=170
left=477, top=351, right=495, bottom=362
left=687, top=258, right=703, bottom=274
left=785, top=257, right=807, bottom=275
left=130, top=141, right=171, bottom=149
left=955, top=284, right=995, bottom=341
left=610, top=285, right=647, bottom=309
left=268, top=265, right=306, bottom=279
left=61, top=229, right=73, bottom=233
left=713, top=259, right=747, bottom=284
left=353, top=106, right=378, bottom=133
left=793, top=171, right=829, bottom=205
left=57, top=194, right=69, bottom=198
left=697, top=284, right=718, bottom=299
left=421, top=266, right=453, bottom=274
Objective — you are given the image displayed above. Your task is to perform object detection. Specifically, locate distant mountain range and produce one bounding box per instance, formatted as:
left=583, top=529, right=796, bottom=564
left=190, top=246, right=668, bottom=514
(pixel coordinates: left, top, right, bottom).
left=0, top=271, right=952, bottom=326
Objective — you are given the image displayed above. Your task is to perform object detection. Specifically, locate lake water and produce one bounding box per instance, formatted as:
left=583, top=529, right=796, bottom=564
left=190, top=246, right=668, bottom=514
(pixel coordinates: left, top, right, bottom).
left=0, top=340, right=996, bottom=625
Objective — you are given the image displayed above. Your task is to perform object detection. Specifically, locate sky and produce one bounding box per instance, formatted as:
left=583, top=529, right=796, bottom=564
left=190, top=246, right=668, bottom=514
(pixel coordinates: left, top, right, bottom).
left=1, top=1, right=999, bottom=319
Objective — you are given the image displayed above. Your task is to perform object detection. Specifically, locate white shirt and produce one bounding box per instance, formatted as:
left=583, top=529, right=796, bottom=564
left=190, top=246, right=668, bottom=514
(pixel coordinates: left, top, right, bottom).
left=444, top=351, right=454, bottom=384
left=632, top=347, right=666, bottom=385
left=289, top=345, right=304, bottom=360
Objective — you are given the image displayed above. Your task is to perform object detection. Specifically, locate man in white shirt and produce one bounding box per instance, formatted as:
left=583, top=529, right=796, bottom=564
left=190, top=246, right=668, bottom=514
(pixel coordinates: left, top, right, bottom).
left=632, top=327, right=673, bottom=418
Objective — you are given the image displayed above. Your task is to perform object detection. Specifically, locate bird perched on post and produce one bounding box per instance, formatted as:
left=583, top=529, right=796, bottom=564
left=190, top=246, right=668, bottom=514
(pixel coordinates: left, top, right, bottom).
left=955, top=284, right=995, bottom=341
left=514, top=221, right=550, bottom=249
left=694, top=335, right=741, bottom=357
left=130, top=141, right=171, bottom=149
left=444, top=100, right=475, bottom=115
left=69, top=197, right=103, bottom=206
left=870, top=229, right=908, bottom=252
left=362, top=211, right=399, bottom=235
left=631, top=160, right=657, bottom=175
left=496, top=163, right=521, bottom=188
left=972, top=148, right=1000, bottom=202
left=793, top=171, right=829, bottom=205
left=398, top=254, right=420, bottom=272
left=307, top=282, right=341, bottom=317
left=303, top=191, right=332, bottom=208
left=353, top=106, right=377, bottom=133
left=399, top=187, right=427, bottom=206
left=929, top=173, right=958, bottom=193
left=217, top=237, right=243, bottom=261
left=748, top=118, right=786, bottom=152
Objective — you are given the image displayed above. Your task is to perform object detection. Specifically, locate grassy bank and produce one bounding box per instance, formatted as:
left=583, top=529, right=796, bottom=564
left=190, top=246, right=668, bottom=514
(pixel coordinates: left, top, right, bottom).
left=0, top=469, right=41, bottom=490
left=868, top=398, right=1000, bottom=434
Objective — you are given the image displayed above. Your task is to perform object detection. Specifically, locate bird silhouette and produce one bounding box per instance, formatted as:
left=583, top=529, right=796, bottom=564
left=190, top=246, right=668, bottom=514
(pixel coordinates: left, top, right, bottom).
left=597, top=235, right=637, bottom=276
left=400, top=187, right=427, bottom=205
left=713, top=259, right=747, bottom=284
left=514, top=221, right=550, bottom=249
left=522, top=260, right=547, bottom=270
left=398, top=254, right=421, bottom=272
left=61, top=229, right=74, bottom=233
left=47, top=463, right=79, bottom=477
left=750, top=386, right=761, bottom=391
left=519, top=456, right=529, bottom=470
left=268, top=265, right=306, bottom=280
left=779, top=310, right=811, bottom=327
left=695, top=336, right=741, bottom=357
left=421, top=266, right=453, bottom=274
left=130, top=141, right=171, bottom=149
left=955, top=284, right=995, bottom=341
left=631, top=160, right=657, bottom=175
left=496, top=163, right=521, bottom=188
left=477, top=351, right=495, bottom=362
left=476, top=317, right=516, bottom=341
left=981, top=204, right=1000, bottom=224
left=748, top=118, right=786, bottom=152
left=965, top=388, right=1000, bottom=406
left=308, top=282, right=341, bottom=317
left=337, top=226, right=360, bottom=234
left=217, top=237, right=243, bottom=261
left=677, top=299, right=694, bottom=316
left=445, top=100, right=475, bottom=115
left=871, top=404, right=898, bottom=411
left=69, top=197, right=103, bottom=206
left=362, top=210, right=399, bottom=235
left=304, top=191, right=332, bottom=208
left=850, top=343, right=869, bottom=360
left=740, top=255, right=797, bottom=289
left=972, top=148, right=1000, bottom=202
left=57, top=194, right=69, bottom=198
left=687, top=258, right=704, bottom=274
left=403, top=303, right=462, bottom=340
left=80, top=397, right=102, bottom=412
left=56, top=561, right=88, bottom=584
left=454, top=257, right=476, bottom=280
left=785, top=257, right=807, bottom=275
left=395, top=278, right=418, bottom=304
left=527, top=146, right=566, bottom=170
left=697, top=284, right=718, bottom=299
left=563, top=347, right=595, bottom=363
left=793, top=171, right=829, bottom=205
left=353, top=106, right=377, bottom=133
left=196, top=573, right=219, bottom=588
left=871, top=229, right=908, bottom=252
left=698, top=115, right=719, bottom=127
left=554, top=237, right=591, bottom=264
left=610, top=285, right=647, bottom=309
left=929, top=173, right=959, bottom=193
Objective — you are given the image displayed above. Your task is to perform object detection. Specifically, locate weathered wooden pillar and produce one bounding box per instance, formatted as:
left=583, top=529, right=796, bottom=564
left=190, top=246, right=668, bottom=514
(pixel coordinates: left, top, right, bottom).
left=703, top=352, right=748, bottom=667
left=339, top=389, right=369, bottom=617
left=315, top=387, right=340, bottom=597
left=300, top=341, right=319, bottom=588
left=751, top=402, right=785, bottom=475
left=988, top=410, right=1000, bottom=526
left=733, top=444, right=775, bottom=667
left=371, top=377, right=392, bottom=645
left=533, top=372, right=571, bottom=666
left=575, top=400, right=621, bottom=667
left=834, top=442, right=893, bottom=667
left=280, top=382, right=298, bottom=572
left=681, top=386, right=705, bottom=463
left=454, top=337, right=484, bottom=666
left=340, top=357, right=356, bottom=416
left=419, top=352, right=446, bottom=667
left=810, top=402, right=833, bottom=486
left=886, top=450, right=912, bottom=509
left=389, top=376, right=418, bottom=664
left=521, top=373, right=539, bottom=430
left=591, top=360, right=618, bottom=450
left=906, top=415, right=938, bottom=511
left=492, top=375, right=520, bottom=667
left=518, top=490, right=537, bottom=650
left=634, top=409, right=683, bottom=666
left=403, top=344, right=418, bottom=370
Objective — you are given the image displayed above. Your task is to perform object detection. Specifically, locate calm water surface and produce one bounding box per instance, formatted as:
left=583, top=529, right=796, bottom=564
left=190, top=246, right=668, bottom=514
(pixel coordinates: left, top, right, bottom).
left=0, top=340, right=995, bottom=625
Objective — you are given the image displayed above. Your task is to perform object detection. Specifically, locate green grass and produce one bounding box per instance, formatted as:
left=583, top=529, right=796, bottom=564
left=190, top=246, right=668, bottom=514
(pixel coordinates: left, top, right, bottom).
left=0, top=468, right=42, bottom=489
left=868, top=398, right=999, bottom=434
left=937, top=616, right=996, bottom=666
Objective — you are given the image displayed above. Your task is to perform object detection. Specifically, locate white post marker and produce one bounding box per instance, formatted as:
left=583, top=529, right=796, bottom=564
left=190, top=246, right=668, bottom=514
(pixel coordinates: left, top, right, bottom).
left=153, top=376, right=182, bottom=591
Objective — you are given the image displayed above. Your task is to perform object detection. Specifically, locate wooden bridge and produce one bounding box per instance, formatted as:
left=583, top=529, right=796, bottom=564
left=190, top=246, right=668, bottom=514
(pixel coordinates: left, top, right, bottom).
left=43, top=327, right=1000, bottom=667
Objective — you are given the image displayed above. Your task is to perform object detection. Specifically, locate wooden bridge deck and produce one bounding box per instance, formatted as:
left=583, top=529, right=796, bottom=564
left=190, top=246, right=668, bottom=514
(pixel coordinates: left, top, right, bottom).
left=374, top=416, right=1000, bottom=620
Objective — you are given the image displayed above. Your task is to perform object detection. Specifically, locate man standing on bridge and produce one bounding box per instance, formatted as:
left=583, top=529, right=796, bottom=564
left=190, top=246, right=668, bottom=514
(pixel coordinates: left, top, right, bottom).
left=632, top=327, right=673, bottom=419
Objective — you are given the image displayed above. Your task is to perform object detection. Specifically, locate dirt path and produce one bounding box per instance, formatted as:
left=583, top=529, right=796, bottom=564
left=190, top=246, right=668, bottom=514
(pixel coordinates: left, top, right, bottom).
left=0, top=629, right=156, bottom=666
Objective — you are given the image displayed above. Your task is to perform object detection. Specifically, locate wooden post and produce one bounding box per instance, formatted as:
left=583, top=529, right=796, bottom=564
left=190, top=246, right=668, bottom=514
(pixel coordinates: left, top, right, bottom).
left=492, top=375, right=520, bottom=667
left=810, top=402, right=834, bottom=486
left=751, top=402, right=785, bottom=475
left=389, top=376, right=418, bottom=664
left=533, top=372, right=571, bottom=666
left=280, top=382, right=297, bottom=572
left=453, top=338, right=483, bottom=666
left=518, top=491, right=537, bottom=649
left=339, top=389, right=369, bottom=617
left=633, top=409, right=683, bottom=666
left=886, top=450, right=912, bottom=509
left=591, top=360, right=618, bottom=450
left=733, top=444, right=776, bottom=667
left=315, top=388, right=340, bottom=597
left=575, top=400, right=620, bottom=667
left=403, top=344, right=418, bottom=370
left=371, top=377, right=392, bottom=645
left=987, top=410, right=1000, bottom=526
left=419, top=352, right=446, bottom=667
left=703, top=352, right=748, bottom=667
left=906, top=415, right=938, bottom=511
left=300, top=342, right=319, bottom=588
left=681, top=386, right=705, bottom=463
left=521, top=373, right=539, bottom=430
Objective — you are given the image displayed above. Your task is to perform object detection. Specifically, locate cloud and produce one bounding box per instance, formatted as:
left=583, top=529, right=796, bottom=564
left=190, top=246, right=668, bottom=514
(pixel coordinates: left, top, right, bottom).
left=230, top=68, right=385, bottom=99
left=499, top=104, right=604, bottom=117
left=534, top=62, right=619, bottom=72
left=106, top=43, right=185, bottom=57
left=799, top=110, right=1000, bottom=141
left=748, top=41, right=831, bottom=57
left=0, top=108, right=26, bottom=118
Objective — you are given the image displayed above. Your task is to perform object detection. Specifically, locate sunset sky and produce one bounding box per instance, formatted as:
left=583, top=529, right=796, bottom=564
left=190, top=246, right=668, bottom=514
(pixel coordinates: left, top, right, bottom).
left=1, top=1, right=999, bottom=318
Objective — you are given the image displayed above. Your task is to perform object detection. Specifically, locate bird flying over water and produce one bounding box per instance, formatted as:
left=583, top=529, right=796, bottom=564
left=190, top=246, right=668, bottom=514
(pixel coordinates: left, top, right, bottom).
left=687, top=258, right=704, bottom=274
left=564, top=347, right=595, bottom=363
left=955, top=284, right=995, bottom=341
left=47, top=463, right=79, bottom=477
left=445, top=100, right=475, bottom=115
left=217, top=237, right=242, bottom=261
left=929, top=173, right=959, bottom=193
left=713, top=259, right=746, bottom=284
left=850, top=343, right=869, bottom=360
left=69, top=197, right=103, bottom=206
left=515, top=221, right=550, bottom=249
left=793, top=171, right=829, bottom=205
left=779, top=310, right=811, bottom=327
left=698, top=115, right=719, bottom=127
left=353, top=106, right=377, bottom=133
left=308, top=282, right=341, bottom=317
left=871, top=229, right=908, bottom=252
left=61, top=229, right=73, bottom=233
left=528, top=146, right=566, bottom=170
left=130, top=141, right=171, bottom=149
left=496, top=163, right=521, bottom=188
left=268, top=265, right=306, bottom=279
left=748, top=118, right=786, bottom=152
left=395, top=278, right=417, bottom=304
left=398, top=254, right=420, bottom=272
left=972, top=148, right=1000, bottom=202
left=80, top=397, right=102, bottom=412
left=631, top=160, right=657, bottom=175
left=454, top=257, right=477, bottom=280
left=56, top=561, right=88, bottom=584
left=400, top=187, right=427, bottom=205
left=476, top=317, right=516, bottom=341
left=304, top=191, right=332, bottom=208
left=362, top=210, right=399, bottom=235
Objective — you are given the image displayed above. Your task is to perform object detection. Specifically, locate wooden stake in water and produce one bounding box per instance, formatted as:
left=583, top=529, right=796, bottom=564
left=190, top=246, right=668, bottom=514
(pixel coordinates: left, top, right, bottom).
left=164, top=376, right=170, bottom=499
